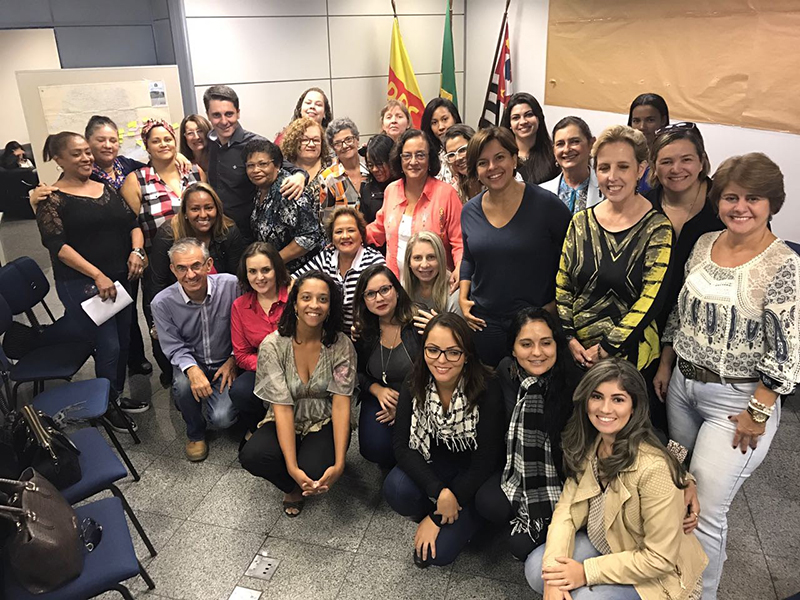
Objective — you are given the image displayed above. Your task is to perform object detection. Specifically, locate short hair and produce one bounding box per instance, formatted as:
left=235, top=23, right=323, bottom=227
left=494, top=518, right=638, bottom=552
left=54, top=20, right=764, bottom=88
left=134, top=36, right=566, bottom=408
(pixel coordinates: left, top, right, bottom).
left=291, top=87, right=333, bottom=129
left=552, top=116, right=593, bottom=144
left=325, top=206, right=367, bottom=245
left=168, top=237, right=209, bottom=263
left=649, top=125, right=711, bottom=188
left=380, top=99, right=410, bottom=123
left=236, top=241, right=290, bottom=293
left=179, top=114, right=212, bottom=162
left=280, top=117, right=331, bottom=168
left=591, top=125, right=649, bottom=168
left=203, top=85, right=239, bottom=111
left=277, top=270, right=343, bottom=347
left=442, top=123, right=476, bottom=148
left=325, top=117, right=360, bottom=148
left=365, top=133, right=395, bottom=168
left=465, top=126, right=518, bottom=181
left=243, top=138, right=282, bottom=167
left=627, top=93, right=670, bottom=127
left=352, top=263, right=415, bottom=342
left=172, top=182, right=234, bottom=240
left=420, top=97, right=462, bottom=154
left=390, top=129, right=441, bottom=180
left=84, top=115, right=118, bottom=140
left=42, top=132, right=84, bottom=162
left=709, top=153, right=785, bottom=216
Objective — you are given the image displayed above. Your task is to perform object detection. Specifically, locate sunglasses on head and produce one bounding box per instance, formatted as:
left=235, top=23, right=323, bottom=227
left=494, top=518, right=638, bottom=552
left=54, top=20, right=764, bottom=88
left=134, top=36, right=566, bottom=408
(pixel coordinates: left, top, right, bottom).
left=654, top=121, right=698, bottom=137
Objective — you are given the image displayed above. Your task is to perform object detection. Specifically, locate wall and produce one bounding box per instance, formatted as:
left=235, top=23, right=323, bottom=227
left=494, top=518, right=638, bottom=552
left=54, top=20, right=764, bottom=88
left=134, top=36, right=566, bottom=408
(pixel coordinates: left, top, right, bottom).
left=183, top=0, right=465, bottom=140
left=464, top=0, right=800, bottom=242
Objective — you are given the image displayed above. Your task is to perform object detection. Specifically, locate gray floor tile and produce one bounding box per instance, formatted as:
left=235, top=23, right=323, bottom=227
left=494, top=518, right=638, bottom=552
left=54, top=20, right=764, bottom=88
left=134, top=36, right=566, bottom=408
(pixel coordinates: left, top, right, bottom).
left=124, top=509, right=185, bottom=562
left=105, top=406, right=184, bottom=455
left=745, top=491, right=800, bottom=558
left=161, top=429, right=242, bottom=466
left=452, top=527, right=528, bottom=586
left=189, top=467, right=283, bottom=534
left=726, top=490, right=762, bottom=553
left=237, top=537, right=354, bottom=599
left=769, top=415, right=800, bottom=451
left=718, top=546, right=777, bottom=600
left=337, top=554, right=451, bottom=600
left=765, top=554, right=800, bottom=599
left=116, top=449, right=162, bottom=484
left=745, top=449, right=800, bottom=501
left=356, top=499, right=419, bottom=561
left=445, top=572, right=538, bottom=600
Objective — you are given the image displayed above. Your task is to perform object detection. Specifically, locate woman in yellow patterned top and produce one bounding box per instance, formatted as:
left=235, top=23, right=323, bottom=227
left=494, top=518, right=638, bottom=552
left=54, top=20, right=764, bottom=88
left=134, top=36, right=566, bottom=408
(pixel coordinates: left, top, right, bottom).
left=556, top=125, right=672, bottom=431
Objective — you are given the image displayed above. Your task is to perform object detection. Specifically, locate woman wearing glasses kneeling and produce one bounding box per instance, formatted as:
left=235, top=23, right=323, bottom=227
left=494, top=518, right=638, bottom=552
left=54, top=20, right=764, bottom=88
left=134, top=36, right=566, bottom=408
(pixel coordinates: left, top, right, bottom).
left=383, top=313, right=504, bottom=567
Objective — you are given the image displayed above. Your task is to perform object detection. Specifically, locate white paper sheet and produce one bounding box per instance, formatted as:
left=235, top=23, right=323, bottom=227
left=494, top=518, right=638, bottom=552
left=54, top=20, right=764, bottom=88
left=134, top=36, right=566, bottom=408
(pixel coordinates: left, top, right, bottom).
left=80, top=281, right=133, bottom=326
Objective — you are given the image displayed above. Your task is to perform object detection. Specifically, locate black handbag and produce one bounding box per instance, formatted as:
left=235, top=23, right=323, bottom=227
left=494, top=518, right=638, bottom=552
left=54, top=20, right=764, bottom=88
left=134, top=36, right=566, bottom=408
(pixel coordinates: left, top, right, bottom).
left=11, top=405, right=81, bottom=489
left=0, top=468, right=84, bottom=594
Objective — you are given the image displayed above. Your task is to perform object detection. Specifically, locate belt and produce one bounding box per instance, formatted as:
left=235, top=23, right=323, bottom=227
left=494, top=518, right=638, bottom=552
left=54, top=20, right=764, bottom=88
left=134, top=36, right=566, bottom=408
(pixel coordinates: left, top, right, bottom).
left=677, top=358, right=759, bottom=385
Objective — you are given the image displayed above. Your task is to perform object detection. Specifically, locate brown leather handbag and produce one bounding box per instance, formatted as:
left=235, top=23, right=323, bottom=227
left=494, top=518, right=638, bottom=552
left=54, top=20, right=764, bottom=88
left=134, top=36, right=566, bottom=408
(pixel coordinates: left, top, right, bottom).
left=0, top=468, right=84, bottom=594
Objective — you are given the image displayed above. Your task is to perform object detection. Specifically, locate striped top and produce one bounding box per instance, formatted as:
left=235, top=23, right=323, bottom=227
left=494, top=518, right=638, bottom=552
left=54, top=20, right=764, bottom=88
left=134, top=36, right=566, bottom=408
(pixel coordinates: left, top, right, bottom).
left=134, top=165, right=201, bottom=250
left=292, top=245, right=385, bottom=332
left=556, top=207, right=672, bottom=370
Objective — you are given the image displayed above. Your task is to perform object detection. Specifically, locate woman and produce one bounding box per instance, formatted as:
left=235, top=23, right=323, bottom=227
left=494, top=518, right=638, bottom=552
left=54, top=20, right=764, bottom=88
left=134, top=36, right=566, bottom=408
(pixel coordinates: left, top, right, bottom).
left=366, top=129, right=463, bottom=281
left=420, top=98, right=461, bottom=184
left=319, top=117, right=368, bottom=216
left=380, top=99, right=411, bottom=142
left=383, top=313, right=504, bottom=567
left=292, top=206, right=385, bottom=332
left=353, top=264, right=420, bottom=468
left=500, top=93, right=560, bottom=185
left=274, top=87, right=333, bottom=146
left=555, top=125, right=672, bottom=431
left=627, top=93, right=669, bottom=194
left=525, top=359, right=706, bottom=600
left=179, top=114, right=212, bottom=173
left=460, top=126, right=571, bottom=367
left=644, top=123, right=723, bottom=332
left=239, top=271, right=357, bottom=518
left=1, top=141, right=34, bottom=170
left=540, top=117, right=602, bottom=214
left=360, top=133, right=398, bottom=224
left=35, top=131, right=144, bottom=430
left=280, top=116, right=332, bottom=210
left=245, top=138, right=324, bottom=271
left=656, top=153, right=799, bottom=599
left=442, top=125, right=482, bottom=204
left=475, top=307, right=579, bottom=561
left=230, top=242, right=291, bottom=437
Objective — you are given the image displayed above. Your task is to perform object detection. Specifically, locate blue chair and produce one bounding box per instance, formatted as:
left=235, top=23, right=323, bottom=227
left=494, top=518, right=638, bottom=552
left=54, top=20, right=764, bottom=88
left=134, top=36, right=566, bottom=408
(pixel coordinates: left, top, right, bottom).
left=60, top=427, right=155, bottom=556
left=4, top=497, right=156, bottom=599
left=0, top=257, right=57, bottom=327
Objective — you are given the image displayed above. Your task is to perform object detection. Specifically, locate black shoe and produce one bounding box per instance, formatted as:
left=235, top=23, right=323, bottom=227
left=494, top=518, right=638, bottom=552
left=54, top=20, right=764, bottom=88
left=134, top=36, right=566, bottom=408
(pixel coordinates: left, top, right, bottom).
left=413, top=550, right=431, bottom=569
left=119, top=396, right=150, bottom=414
left=128, top=359, right=153, bottom=376
left=102, top=408, right=139, bottom=434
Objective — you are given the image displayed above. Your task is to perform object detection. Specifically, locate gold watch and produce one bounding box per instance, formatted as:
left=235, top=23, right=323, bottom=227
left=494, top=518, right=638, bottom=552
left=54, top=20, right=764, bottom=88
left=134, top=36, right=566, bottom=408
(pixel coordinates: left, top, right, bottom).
left=747, top=405, right=769, bottom=424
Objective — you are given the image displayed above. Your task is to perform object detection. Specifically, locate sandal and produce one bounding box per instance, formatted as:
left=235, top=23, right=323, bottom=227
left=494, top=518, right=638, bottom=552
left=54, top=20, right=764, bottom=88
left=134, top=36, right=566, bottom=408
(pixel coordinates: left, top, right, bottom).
left=282, top=499, right=305, bottom=518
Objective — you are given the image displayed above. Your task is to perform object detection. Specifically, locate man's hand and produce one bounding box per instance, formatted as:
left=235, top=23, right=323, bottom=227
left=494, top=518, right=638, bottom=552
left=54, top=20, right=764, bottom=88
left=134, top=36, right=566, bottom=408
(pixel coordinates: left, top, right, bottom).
left=212, top=356, right=237, bottom=392
left=280, top=172, right=306, bottom=200
left=186, top=365, right=212, bottom=401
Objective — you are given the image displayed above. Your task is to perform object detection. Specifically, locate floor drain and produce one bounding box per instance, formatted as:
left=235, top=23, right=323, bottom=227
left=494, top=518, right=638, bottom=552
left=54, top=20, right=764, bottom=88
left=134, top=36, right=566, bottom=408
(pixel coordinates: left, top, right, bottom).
left=228, top=586, right=262, bottom=600
left=245, top=553, right=281, bottom=582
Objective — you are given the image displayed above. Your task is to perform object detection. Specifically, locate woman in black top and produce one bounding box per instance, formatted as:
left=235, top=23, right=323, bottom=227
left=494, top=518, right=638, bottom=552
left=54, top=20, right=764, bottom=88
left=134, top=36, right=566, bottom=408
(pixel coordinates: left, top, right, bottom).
left=500, top=93, right=560, bottom=185
left=35, top=131, right=144, bottom=425
left=384, top=312, right=504, bottom=567
left=359, top=134, right=397, bottom=226
left=353, top=264, right=420, bottom=468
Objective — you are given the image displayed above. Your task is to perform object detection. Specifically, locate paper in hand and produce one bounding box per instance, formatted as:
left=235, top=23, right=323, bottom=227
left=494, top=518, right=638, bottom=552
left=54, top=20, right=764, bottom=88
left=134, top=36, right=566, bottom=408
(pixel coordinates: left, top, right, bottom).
left=80, top=281, right=133, bottom=326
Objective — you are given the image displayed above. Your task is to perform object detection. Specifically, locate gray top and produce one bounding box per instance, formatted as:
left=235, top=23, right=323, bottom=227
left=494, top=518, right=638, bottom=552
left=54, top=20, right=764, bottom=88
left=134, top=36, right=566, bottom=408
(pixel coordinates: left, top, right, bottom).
left=411, top=288, right=462, bottom=315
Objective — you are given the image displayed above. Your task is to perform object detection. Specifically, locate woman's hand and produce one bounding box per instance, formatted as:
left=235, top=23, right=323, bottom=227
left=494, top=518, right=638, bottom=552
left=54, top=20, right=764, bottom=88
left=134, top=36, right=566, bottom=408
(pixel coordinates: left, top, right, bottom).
left=459, top=297, right=486, bottom=332
left=280, top=173, right=306, bottom=200
left=683, top=480, right=700, bottom=534
left=542, top=557, right=586, bottom=591
left=94, top=273, right=117, bottom=301
left=127, top=251, right=145, bottom=281
left=370, top=384, right=399, bottom=424
left=413, top=308, right=437, bottom=334
left=29, top=184, right=58, bottom=212
left=729, top=410, right=766, bottom=453
left=434, top=488, right=461, bottom=525
left=414, top=515, right=441, bottom=562
left=311, top=464, right=344, bottom=495
left=653, top=361, right=673, bottom=402
left=544, top=587, right=573, bottom=600
left=288, top=466, right=317, bottom=495
left=568, top=339, right=593, bottom=368
left=175, top=152, right=193, bottom=175
left=448, top=270, right=459, bottom=294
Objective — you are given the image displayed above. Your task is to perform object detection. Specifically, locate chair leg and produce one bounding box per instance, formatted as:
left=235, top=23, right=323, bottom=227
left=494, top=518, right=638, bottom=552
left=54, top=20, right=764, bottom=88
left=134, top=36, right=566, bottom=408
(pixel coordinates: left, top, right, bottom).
left=138, top=559, right=156, bottom=590
left=41, top=300, right=56, bottom=323
left=110, top=584, right=135, bottom=599
left=11, top=381, right=21, bottom=407
left=110, top=484, right=157, bottom=557
left=94, top=419, right=141, bottom=481
left=110, top=397, right=141, bottom=444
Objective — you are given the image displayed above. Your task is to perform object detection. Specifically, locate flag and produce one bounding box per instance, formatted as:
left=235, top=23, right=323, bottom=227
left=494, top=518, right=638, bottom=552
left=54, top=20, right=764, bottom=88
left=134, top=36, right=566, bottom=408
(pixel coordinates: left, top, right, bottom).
left=388, top=17, right=425, bottom=128
left=440, top=0, right=458, bottom=107
left=478, top=16, right=513, bottom=128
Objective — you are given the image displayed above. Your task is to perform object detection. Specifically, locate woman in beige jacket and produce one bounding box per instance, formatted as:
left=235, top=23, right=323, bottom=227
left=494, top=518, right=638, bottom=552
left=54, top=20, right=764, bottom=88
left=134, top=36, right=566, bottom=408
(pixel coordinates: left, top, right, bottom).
left=526, top=359, right=707, bottom=600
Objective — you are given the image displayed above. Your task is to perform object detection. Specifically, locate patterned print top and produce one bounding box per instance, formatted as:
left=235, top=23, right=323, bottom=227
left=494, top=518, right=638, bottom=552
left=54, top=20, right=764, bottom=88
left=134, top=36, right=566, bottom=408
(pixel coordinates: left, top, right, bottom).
left=134, top=165, right=201, bottom=250
left=664, top=231, right=800, bottom=395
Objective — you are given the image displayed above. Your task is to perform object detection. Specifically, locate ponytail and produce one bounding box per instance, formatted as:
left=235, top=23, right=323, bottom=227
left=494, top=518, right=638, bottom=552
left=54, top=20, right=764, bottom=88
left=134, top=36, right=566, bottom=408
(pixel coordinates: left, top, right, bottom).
left=43, top=132, right=83, bottom=162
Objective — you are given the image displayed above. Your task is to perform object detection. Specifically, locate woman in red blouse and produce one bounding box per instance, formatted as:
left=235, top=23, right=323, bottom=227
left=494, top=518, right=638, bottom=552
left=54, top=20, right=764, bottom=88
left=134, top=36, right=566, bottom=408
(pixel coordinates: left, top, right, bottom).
left=230, top=242, right=291, bottom=439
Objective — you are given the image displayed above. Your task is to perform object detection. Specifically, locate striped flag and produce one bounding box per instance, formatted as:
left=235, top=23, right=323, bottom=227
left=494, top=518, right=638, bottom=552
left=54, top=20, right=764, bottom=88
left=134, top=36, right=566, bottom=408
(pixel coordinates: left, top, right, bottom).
left=388, top=17, right=425, bottom=128
left=440, top=0, right=458, bottom=106
left=478, top=15, right=513, bottom=128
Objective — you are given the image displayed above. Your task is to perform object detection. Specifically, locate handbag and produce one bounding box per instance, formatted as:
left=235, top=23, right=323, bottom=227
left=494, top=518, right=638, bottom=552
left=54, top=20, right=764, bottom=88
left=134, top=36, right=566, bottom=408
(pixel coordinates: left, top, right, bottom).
left=0, top=468, right=84, bottom=594
left=11, top=405, right=82, bottom=489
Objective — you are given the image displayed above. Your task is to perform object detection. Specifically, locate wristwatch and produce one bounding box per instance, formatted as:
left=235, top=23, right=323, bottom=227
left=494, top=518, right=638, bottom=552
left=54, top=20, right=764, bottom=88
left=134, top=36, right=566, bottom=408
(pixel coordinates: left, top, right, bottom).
left=747, top=405, right=769, bottom=424
left=131, top=247, right=146, bottom=261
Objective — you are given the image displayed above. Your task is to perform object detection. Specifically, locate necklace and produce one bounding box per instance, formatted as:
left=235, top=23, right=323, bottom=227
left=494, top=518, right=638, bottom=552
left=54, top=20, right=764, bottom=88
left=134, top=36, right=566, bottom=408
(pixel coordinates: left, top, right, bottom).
left=379, top=324, right=401, bottom=385
left=664, top=181, right=703, bottom=234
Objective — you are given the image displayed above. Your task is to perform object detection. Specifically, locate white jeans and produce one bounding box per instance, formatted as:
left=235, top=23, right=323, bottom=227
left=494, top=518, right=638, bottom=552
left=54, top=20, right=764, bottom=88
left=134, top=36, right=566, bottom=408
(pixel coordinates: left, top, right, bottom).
left=666, top=368, right=780, bottom=600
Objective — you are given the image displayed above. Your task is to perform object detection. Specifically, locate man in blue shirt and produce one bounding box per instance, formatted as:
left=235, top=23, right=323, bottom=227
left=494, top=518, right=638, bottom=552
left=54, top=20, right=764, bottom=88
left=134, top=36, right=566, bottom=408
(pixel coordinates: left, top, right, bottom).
left=151, top=238, right=240, bottom=461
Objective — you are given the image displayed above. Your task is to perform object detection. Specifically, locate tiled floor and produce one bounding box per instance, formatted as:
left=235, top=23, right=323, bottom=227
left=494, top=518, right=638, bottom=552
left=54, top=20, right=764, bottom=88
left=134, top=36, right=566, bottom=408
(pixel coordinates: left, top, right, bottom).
left=3, top=215, right=798, bottom=600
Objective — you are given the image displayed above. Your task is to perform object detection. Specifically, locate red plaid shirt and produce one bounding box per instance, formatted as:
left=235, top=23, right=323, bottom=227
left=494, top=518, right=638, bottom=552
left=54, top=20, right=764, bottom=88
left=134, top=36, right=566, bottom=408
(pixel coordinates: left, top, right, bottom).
left=134, top=165, right=200, bottom=250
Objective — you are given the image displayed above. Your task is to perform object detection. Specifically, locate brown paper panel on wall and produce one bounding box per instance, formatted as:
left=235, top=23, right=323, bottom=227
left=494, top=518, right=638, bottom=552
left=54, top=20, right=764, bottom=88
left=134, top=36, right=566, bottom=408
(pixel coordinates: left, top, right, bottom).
left=545, top=1, right=800, bottom=134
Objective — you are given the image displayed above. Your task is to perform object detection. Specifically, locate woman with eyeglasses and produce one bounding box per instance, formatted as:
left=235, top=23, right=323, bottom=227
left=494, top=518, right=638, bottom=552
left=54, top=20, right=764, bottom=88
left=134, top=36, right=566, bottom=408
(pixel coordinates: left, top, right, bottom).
left=319, top=117, right=368, bottom=220
left=353, top=264, right=420, bottom=468
left=500, top=93, right=560, bottom=185
left=360, top=133, right=398, bottom=225
left=656, top=153, right=799, bottom=599
left=280, top=117, right=332, bottom=211
left=442, top=125, right=482, bottom=204
left=384, top=312, right=504, bottom=567
left=366, top=129, right=463, bottom=284
left=245, top=138, right=324, bottom=272
left=627, top=93, right=670, bottom=194
left=179, top=114, right=212, bottom=173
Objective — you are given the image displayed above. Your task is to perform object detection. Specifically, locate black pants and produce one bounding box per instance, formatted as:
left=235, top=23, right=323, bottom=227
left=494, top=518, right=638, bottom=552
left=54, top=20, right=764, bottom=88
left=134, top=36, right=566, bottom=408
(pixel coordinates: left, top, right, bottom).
left=229, top=371, right=266, bottom=433
left=474, top=472, right=540, bottom=560
left=128, top=275, right=172, bottom=378
left=472, top=308, right=515, bottom=368
left=239, top=421, right=336, bottom=493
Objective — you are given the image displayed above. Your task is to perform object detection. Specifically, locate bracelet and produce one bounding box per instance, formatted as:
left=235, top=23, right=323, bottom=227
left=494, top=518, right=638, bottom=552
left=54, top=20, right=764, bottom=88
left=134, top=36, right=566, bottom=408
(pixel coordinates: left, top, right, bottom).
left=748, top=395, right=774, bottom=415
left=131, top=248, right=146, bottom=261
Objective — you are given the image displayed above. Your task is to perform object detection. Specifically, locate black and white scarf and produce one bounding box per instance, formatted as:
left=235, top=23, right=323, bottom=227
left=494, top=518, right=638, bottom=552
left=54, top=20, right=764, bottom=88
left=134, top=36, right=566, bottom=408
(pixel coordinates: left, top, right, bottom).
left=501, top=373, right=562, bottom=541
left=409, top=380, right=479, bottom=461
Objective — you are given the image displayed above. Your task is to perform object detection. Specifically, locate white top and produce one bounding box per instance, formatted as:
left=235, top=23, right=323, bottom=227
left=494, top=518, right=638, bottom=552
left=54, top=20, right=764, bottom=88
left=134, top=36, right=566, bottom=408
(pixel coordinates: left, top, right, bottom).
left=396, top=214, right=413, bottom=275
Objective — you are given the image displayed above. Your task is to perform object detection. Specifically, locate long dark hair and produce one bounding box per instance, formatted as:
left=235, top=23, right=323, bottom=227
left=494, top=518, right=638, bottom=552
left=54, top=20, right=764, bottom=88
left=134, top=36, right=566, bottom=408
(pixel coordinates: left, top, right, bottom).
left=500, top=92, right=559, bottom=184
left=291, top=87, right=333, bottom=129
left=236, top=241, right=290, bottom=294
left=410, top=313, right=492, bottom=411
left=420, top=97, right=462, bottom=154
left=42, top=132, right=84, bottom=162
left=353, top=264, right=415, bottom=343
left=277, top=270, right=343, bottom=347
left=627, top=93, right=669, bottom=127
left=561, top=359, right=687, bottom=488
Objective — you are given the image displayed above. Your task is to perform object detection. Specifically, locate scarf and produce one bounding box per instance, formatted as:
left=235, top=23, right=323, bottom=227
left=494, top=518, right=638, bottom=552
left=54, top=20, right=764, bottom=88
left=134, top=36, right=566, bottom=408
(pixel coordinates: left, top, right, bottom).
left=501, top=372, right=562, bottom=542
left=409, top=379, right=479, bottom=462
left=92, top=158, right=126, bottom=190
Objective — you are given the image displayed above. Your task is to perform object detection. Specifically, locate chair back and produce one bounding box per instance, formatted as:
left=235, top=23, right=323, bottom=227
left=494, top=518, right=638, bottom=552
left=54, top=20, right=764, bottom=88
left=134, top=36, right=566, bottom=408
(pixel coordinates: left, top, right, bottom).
left=786, top=240, right=800, bottom=256
left=0, top=263, right=31, bottom=315
left=0, top=295, right=15, bottom=371
left=0, top=257, right=53, bottom=327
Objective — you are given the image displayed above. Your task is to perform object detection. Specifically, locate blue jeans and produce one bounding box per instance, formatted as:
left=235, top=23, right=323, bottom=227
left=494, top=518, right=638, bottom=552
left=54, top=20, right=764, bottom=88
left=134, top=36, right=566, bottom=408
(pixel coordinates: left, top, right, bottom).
left=55, top=275, right=132, bottom=398
left=358, top=393, right=396, bottom=468
left=525, top=531, right=640, bottom=599
left=666, top=368, right=780, bottom=600
left=172, top=365, right=238, bottom=441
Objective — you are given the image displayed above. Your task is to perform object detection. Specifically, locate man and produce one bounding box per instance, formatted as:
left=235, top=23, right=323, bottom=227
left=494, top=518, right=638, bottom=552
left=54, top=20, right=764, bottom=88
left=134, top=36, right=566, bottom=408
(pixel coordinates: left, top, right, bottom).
left=203, top=85, right=307, bottom=240
left=151, top=238, right=240, bottom=461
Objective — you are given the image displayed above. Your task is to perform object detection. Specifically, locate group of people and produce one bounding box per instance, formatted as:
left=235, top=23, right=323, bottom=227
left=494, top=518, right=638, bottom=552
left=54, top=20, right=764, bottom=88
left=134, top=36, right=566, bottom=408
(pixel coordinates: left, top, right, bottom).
left=28, top=85, right=798, bottom=600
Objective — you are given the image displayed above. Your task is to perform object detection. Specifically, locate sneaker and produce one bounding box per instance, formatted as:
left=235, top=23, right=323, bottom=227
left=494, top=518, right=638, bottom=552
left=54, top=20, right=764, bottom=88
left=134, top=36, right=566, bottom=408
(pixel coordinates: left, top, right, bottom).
left=119, top=396, right=150, bottom=414
left=185, top=440, right=208, bottom=462
left=128, top=359, right=153, bottom=376
left=102, top=408, right=139, bottom=434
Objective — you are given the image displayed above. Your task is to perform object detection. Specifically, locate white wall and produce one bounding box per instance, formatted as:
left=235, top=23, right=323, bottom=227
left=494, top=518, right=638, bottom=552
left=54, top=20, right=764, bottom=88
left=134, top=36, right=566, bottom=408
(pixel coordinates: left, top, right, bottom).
left=184, top=0, right=465, bottom=140
left=464, top=0, right=800, bottom=242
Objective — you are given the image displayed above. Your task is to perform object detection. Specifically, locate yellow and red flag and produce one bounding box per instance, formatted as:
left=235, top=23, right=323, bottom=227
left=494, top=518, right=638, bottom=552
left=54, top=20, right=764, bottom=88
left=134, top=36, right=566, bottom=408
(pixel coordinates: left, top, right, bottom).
left=388, top=17, right=425, bottom=128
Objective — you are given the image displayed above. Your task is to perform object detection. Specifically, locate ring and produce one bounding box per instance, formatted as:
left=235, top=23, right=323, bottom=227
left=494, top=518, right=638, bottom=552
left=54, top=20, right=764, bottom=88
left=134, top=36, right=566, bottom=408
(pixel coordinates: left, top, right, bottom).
left=692, top=512, right=698, bottom=518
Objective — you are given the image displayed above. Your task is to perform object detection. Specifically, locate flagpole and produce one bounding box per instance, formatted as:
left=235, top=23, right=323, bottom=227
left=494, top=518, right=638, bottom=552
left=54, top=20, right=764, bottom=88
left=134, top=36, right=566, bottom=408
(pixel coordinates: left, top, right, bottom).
left=483, top=1, right=510, bottom=112
left=391, top=0, right=397, bottom=18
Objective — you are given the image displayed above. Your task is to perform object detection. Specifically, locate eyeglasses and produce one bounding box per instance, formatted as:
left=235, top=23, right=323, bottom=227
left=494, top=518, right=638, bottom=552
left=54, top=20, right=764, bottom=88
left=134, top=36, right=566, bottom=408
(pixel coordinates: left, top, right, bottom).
left=444, top=144, right=468, bottom=163
left=300, top=137, right=321, bottom=147
left=80, top=517, right=103, bottom=552
left=184, top=130, right=203, bottom=139
left=245, top=160, right=274, bottom=172
left=332, top=135, right=357, bottom=150
left=173, top=261, right=207, bottom=274
left=363, top=284, right=394, bottom=301
left=424, top=346, right=464, bottom=362
left=400, top=151, right=429, bottom=163
left=654, top=122, right=698, bottom=137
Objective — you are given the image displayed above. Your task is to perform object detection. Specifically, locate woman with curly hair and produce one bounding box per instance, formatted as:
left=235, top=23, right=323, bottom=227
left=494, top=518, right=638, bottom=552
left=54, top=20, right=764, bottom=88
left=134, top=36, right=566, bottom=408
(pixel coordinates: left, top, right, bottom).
left=280, top=116, right=332, bottom=209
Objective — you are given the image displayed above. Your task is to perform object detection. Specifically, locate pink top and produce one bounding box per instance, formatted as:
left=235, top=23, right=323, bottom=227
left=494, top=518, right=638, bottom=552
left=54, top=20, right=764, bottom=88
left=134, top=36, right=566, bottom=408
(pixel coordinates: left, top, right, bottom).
left=230, top=287, right=289, bottom=371
left=366, top=176, right=463, bottom=277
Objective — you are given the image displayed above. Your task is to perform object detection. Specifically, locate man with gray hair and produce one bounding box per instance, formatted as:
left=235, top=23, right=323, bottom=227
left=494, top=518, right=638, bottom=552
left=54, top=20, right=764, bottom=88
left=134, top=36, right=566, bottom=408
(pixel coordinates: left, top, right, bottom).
left=151, top=237, right=240, bottom=461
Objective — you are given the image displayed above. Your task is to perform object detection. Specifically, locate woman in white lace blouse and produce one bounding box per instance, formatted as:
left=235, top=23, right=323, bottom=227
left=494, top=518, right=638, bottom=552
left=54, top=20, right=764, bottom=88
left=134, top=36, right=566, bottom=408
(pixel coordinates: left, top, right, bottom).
left=654, top=153, right=800, bottom=600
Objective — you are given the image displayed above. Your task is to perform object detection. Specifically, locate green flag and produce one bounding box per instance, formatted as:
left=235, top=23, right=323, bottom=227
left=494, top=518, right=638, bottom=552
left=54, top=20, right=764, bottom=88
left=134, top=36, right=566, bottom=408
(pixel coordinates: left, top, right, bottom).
left=440, top=0, right=458, bottom=107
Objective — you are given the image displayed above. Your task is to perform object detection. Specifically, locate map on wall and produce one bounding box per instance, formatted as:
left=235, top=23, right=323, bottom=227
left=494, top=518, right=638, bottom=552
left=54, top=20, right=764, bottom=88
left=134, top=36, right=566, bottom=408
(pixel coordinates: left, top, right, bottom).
left=38, top=80, right=176, bottom=162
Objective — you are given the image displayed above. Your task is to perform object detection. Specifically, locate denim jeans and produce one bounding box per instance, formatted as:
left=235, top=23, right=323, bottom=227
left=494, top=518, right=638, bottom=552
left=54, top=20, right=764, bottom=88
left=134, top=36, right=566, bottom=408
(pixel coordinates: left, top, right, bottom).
left=358, top=393, right=396, bottom=468
left=666, top=368, right=781, bottom=600
left=172, top=365, right=238, bottom=441
left=525, top=531, right=640, bottom=599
